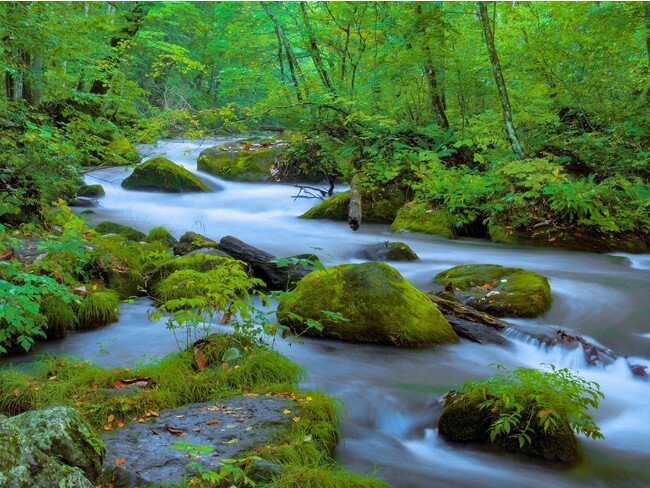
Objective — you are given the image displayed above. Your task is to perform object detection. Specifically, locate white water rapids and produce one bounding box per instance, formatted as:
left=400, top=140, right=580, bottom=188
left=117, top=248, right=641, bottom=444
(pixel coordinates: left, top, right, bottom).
left=7, top=139, right=650, bottom=487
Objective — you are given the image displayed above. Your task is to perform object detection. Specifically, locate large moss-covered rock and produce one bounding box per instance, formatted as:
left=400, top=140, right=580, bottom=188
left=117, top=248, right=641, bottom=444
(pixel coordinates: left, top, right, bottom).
left=390, top=202, right=455, bottom=238
left=361, top=241, right=419, bottom=261
left=434, top=264, right=552, bottom=318
left=76, top=184, right=105, bottom=198
left=0, top=415, right=95, bottom=487
left=278, top=262, right=458, bottom=346
left=95, top=221, right=147, bottom=241
left=105, top=135, right=141, bottom=166
left=300, top=186, right=406, bottom=223
left=6, top=406, right=105, bottom=481
left=197, top=146, right=282, bottom=181
left=122, top=156, right=210, bottom=193
left=438, top=392, right=579, bottom=462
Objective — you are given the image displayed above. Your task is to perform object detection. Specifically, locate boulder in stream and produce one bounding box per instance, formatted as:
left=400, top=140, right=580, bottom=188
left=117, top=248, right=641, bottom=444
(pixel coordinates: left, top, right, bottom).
left=390, top=202, right=455, bottom=238
left=361, top=241, right=419, bottom=261
left=197, top=146, right=282, bottom=181
left=76, top=184, right=105, bottom=198
left=434, top=264, right=552, bottom=318
left=438, top=391, right=579, bottom=463
left=172, top=231, right=219, bottom=256
left=122, top=156, right=211, bottom=193
left=94, top=221, right=147, bottom=241
left=278, top=261, right=458, bottom=346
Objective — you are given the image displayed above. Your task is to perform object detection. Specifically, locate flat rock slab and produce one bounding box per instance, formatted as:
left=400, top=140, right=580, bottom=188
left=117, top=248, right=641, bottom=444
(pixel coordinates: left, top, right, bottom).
left=102, top=395, right=294, bottom=486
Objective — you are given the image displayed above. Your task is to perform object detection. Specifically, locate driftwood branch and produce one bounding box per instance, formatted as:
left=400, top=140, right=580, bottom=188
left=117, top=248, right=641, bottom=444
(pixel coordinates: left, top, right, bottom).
left=348, top=174, right=362, bottom=231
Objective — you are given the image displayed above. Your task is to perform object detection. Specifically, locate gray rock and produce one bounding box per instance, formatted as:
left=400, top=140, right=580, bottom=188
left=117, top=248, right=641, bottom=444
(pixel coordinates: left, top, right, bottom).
left=101, top=395, right=295, bottom=486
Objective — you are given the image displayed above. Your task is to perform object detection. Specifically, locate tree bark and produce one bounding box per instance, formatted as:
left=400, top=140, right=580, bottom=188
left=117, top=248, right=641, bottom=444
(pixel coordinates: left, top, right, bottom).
left=300, top=1, right=336, bottom=94
left=414, top=4, right=450, bottom=129
left=348, top=174, right=362, bottom=231
left=218, top=235, right=315, bottom=291
left=262, top=2, right=304, bottom=102
left=477, top=2, right=525, bottom=159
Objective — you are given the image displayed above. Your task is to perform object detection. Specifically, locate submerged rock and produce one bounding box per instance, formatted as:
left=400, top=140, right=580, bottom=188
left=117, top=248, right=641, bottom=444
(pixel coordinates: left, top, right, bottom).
left=278, top=262, right=458, bottom=346
left=434, top=264, right=552, bottom=318
left=438, top=392, right=579, bottom=462
left=390, top=202, right=455, bottom=238
left=197, top=146, right=282, bottom=181
left=300, top=186, right=406, bottom=224
left=361, top=241, right=419, bottom=261
left=100, top=396, right=294, bottom=487
left=122, top=156, right=211, bottom=193
left=76, top=184, right=105, bottom=198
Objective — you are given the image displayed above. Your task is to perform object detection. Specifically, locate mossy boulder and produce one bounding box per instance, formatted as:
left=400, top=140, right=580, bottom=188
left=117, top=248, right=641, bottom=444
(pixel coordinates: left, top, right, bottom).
left=438, top=392, right=579, bottom=462
left=172, top=231, right=219, bottom=256
left=122, top=156, right=210, bottom=193
left=0, top=419, right=94, bottom=487
left=147, top=226, right=177, bottom=247
left=390, top=202, right=455, bottom=238
left=6, top=406, right=106, bottom=481
left=76, top=184, right=105, bottom=198
left=105, top=135, right=141, bottom=166
left=488, top=222, right=649, bottom=253
left=197, top=146, right=282, bottom=181
left=95, top=221, right=147, bottom=241
left=361, top=241, right=419, bottom=261
left=300, top=186, right=406, bottom=223
left=278, top=262, right=458, bottom=346
left=434, top=264, right=552, bottom=318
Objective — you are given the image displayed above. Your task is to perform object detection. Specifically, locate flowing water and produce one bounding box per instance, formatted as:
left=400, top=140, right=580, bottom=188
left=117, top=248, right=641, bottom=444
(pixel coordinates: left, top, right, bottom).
left=7, top=139, right=650, bottom=487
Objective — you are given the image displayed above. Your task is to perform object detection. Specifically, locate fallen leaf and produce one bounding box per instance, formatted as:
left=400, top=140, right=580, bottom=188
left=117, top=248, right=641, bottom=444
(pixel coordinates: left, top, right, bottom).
left=176, top=415, right=185, bottom=419
left=115, top=458, right=126, bottom=466
left=292, top=417, right=301, bottom=423
left=222, top=362, right=229, bottom=369
left=117, top=421, right=125, bottom=428
left=192, top=428, right=201, bottom=432
left=538, top=408, right=553, bottom=418
left=0, top=249, right=15, bottom=261
left=13, top=389, right=20, bottom=396
left=194, top=348, right=207, bottom=371
left=206, top=419, right=220, bottom=426
left=165, top=425, right=187, bottom=436
left=221, top=438, right=239, bottom=444
left=103, top=424, right=113, bottom=431
left=477, top=283, right=492, bottom=290
left=107, top=414, right=115, bottom=423
left=283, top=409, right=292, bottom=415
left=150, top=428, right=159, bottom=435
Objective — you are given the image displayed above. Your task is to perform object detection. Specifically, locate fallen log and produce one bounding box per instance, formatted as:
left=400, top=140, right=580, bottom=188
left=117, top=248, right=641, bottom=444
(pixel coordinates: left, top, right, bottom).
left=348, top=174, right=362, bottom=231
left=218, top=235, right=315, bottom=291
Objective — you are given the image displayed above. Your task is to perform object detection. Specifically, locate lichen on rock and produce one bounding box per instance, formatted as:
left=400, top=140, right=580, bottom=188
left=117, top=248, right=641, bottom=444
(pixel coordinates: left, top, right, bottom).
left=278, top=261, right=458, bottom=346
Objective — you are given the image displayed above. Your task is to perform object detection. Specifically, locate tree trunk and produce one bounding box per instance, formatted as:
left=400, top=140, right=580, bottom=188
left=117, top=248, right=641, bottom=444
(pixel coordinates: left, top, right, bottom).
left=646, top=3, right=650, bottom=68
left=414, top=4, right=450, bottom=129
left=30, top=51, right=43, bottom=106
left=477, top=1, right=525, bottom=159
left=218, top=235, right=315, bottom=291
left=348, top=174, right=362, bottom=231
left=262, top=2, right=304, bottom=102
left=300, top=1, right=336, bottom=94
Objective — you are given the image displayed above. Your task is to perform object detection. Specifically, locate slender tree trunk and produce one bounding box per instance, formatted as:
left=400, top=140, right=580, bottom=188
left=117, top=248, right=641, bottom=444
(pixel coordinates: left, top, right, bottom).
left=645, top=4, right=650, bottom=68
left=477, top=1, right=525, bottom=159
left=261, top=2, right=304, bottom=102
left=300, top=1, right=336, bottom=94
left=32, top=50, right=44, bottom=105
left=414, top=4, right=449, bottom=129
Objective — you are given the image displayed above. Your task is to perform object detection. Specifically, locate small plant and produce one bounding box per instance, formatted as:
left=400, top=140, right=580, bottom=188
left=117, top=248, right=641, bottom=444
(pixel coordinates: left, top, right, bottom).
left=461, top=364, right=604, bottom=448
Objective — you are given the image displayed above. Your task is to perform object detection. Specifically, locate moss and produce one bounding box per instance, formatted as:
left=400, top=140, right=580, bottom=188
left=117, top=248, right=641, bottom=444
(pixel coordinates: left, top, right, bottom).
left=171, top=231, right=218, bottom=256
left=122, top=156, right=211, bottom=193
left=105, top=135, right=141, bottom=166
left=434, top=264, right=552, bottom=318
left=39, top=296, right=78, bottom=339
left=76, top=184, right=105, bottom=198
left=197, top=146, right=282, bottom=181
left=362, top=241, right=419, bottom=261
left=77, top=290, right=120, bottom=329
left=147, top=226, right=177, bottom=247
left=94, top=221, right=147, bottom=241
left=390, top=201, right=455, bottom=238
left=278, top=262, right=458, bottom=346
left=438, top=392, right=579, bottom=463
left=300, top=186, right=406, bottom=224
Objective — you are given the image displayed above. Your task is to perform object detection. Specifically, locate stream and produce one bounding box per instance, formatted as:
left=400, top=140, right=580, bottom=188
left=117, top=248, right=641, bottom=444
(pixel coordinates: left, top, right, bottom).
left=7, top=139, right=650, bottom=487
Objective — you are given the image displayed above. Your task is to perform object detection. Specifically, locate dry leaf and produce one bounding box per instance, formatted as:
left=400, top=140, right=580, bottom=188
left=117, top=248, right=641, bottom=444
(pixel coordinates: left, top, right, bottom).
left=206, top=419, right=220, bottom=426
left=165, top=425, right=187, bottom=436
left=115, top=458, right=126, bottom=466
left=117, top=421, right=125, bottom=428
left=194, top=349, right=207, bottom=371
left=283, top=409, right=292, bottom=415
left=103, top=424, right=113, bottom=431
left=221, top=438, right=239, bottom=444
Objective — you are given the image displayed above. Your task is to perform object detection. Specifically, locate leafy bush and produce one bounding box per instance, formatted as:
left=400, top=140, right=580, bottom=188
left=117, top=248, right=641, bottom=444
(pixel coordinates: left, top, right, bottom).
left=461, top=364, right=604, bottom=447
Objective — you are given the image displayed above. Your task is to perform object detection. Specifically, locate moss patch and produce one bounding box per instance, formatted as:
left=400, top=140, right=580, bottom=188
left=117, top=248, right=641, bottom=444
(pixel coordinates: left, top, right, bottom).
left=434, top=264, right=552, bottom=318
left=171, top=231, right=218, bottom=256
left=147, top=226, right=177, bottom=247
left=76, top=184, right=105, bottom=198
left=94, top=221, right=147, bottom=241
left=390, top=202, right=455, bottom=238
left=300, top=186, right=406, bottom=224
left=361, top=241, right=419, bottom=261
left=197, top=146, right=282, bottom=181
left=122, top=156, right=210, bottom=193
left=77, top=290, right=120, bottom=329
left=278, top=262, right=458, bottom=346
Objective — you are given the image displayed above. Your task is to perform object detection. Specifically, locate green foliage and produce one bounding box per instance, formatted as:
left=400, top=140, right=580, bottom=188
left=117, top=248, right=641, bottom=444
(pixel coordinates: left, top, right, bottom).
left=461, top=364, right=604, bottom=448
left=77, top=290, right=120, bottom=329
